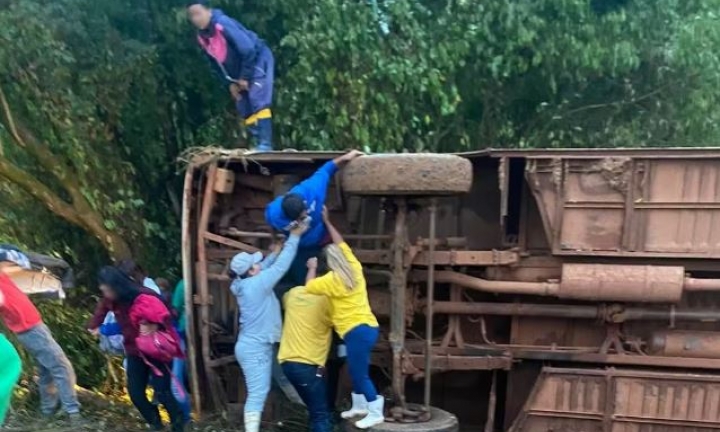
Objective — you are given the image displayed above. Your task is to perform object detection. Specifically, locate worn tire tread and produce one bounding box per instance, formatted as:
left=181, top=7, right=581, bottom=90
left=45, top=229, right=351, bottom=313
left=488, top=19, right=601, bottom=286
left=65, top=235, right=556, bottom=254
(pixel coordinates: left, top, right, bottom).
left=342, top=154, right=472, bottom=196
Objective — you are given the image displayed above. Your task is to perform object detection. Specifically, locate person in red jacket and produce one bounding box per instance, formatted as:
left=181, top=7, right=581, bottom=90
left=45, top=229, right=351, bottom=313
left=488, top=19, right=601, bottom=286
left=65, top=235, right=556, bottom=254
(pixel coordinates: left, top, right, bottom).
left=0, top=247, right=81, bottom=422
left=88, top=266, right=186, bottom=432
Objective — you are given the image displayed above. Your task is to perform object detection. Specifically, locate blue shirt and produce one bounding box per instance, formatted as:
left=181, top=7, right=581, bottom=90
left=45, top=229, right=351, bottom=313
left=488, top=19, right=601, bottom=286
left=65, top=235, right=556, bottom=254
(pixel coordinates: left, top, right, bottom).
left=265, top=161, right=338, bottom=248
left=199, top=9, right=264, bottom=82
left=231, top=235, right=300, bottom=344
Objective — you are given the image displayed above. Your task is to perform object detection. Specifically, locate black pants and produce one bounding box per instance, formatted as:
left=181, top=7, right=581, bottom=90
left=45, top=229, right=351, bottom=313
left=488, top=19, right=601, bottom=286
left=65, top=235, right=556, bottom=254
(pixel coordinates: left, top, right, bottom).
left=126, top=355, right=185, bottom=432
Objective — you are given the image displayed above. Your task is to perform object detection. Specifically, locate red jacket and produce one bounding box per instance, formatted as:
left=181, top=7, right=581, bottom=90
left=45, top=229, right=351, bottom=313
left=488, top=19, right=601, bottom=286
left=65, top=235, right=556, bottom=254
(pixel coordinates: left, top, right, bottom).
left=87, top=287, right=168, bottom=357
left=0, top=273, right=42, bottom=334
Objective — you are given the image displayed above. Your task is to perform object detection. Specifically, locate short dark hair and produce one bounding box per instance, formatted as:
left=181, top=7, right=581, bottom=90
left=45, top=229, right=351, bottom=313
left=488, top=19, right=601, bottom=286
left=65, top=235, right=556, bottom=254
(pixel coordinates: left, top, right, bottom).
left=281, top=193, right=307, bottom=221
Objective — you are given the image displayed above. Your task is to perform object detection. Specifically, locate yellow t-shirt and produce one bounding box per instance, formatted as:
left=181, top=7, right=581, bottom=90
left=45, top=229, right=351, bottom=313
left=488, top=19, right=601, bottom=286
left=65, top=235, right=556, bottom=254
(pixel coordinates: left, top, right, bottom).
left=305, top=242, right=379, bottom=338
left=278, top=287, right=332, bottom=366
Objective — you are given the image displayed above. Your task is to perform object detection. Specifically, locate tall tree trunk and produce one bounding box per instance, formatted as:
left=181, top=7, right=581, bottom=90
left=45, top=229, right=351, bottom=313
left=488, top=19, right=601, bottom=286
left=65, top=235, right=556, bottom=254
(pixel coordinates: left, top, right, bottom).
left=0, top=87, right=132, bottom=261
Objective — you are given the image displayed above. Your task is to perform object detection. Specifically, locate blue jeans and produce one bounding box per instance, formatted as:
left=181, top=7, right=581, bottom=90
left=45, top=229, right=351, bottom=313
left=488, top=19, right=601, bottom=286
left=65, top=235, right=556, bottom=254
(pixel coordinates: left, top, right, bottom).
left=282, top=362, right=332, bottom=432
left=172, top=336, right=191, bottom=422
left=236, top=45, right=274, bottom=150
left=16, top=323, right=80, bottom=415
left=271, top=345, right=304, bottom=405
left=344, top=325, right=379, bottom=402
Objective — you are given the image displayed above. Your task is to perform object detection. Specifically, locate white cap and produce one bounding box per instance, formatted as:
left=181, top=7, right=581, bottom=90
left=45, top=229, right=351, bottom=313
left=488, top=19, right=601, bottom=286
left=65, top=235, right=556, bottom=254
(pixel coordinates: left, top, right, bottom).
left=230, top=252, right=263, bottom=276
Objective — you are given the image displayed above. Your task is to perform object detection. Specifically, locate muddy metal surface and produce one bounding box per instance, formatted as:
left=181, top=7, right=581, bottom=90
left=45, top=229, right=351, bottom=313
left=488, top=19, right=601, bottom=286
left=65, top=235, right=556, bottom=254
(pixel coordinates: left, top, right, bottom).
left=182, top=148, right=720, bottom=431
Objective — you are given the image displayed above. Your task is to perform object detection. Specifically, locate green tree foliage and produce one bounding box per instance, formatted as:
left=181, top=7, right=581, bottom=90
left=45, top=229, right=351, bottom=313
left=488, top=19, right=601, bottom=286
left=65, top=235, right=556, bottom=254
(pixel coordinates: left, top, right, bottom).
left=1, top=0, right=720, bottom=394
left=2, top=0, right=720, bottom=274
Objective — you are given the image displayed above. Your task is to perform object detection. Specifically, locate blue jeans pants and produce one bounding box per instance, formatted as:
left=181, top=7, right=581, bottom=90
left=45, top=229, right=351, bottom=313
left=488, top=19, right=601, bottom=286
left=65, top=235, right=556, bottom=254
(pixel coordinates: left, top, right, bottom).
left=16, top=323, right=80, bottom=415
left=172, top=335, right=191, bottom=422
left=282, top=362, right=332, bottom=432
left=344, top=325, right=379, bottom=402
left=236, top=45, right=274, bottom=150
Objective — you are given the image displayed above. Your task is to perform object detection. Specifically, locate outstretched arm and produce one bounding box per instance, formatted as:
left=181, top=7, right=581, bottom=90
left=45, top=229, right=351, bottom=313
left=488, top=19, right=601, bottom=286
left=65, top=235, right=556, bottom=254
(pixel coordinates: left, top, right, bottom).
left=87, top=298, right=111, bottom=332
left=252, top=234, right=300, bottom=294
left=306, top=258, right=318, bottom=284
left=332, top=150, right=364, bottom=169
left=322, top=206, right=344, bottom=245
left=292, top=150, right=365, bottom=205
left=260, top=242, right=281, bottom=270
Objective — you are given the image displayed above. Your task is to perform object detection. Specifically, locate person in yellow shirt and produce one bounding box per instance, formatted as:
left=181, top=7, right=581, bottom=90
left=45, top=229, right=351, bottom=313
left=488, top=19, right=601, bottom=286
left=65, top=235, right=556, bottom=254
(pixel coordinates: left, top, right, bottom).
left=278, top=272, right=333, bottom=432
left=305, top=207, right=383, bottom=430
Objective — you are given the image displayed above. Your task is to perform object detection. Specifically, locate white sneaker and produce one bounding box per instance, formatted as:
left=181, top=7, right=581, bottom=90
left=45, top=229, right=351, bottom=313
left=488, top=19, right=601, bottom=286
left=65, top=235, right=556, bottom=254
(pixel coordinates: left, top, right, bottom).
left=354, top=395, right=385, bottom=429
left=341, top=393, right=369, bottom=419
left=244, top=411, right=261, bottom=432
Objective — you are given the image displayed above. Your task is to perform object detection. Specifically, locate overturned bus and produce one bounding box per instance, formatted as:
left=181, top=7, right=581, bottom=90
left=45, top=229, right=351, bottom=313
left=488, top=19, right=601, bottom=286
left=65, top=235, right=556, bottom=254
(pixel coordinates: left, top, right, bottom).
left=182, top=148, right=720, bottom=431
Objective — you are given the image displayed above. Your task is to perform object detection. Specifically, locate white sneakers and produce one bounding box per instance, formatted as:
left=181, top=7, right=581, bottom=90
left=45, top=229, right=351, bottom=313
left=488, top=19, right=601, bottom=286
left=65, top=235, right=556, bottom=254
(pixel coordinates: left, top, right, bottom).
left=341, top=393, right=369, bottom=419
left=342, top=393, right=386, bottom=430
left=244, top=411, right=261, bottom=432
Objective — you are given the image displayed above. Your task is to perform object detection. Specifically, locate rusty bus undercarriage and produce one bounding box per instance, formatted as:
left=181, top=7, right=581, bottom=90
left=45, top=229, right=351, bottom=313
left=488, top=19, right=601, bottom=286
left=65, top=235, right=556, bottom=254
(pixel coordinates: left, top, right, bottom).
left=182, top=148, right=720, bottom=431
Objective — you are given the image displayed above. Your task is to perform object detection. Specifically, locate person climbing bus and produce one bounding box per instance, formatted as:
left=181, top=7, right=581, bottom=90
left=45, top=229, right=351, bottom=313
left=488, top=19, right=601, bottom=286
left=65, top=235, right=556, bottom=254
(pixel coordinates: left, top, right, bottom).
left=187, top=0, right=275, bottom=151
left=278, top=256, right=334, bottom=432
left=229, top=222, right=308, bottom=432
left=265, top=149, right=364, bottom=286
left=305, top=207, right=384, bottom=430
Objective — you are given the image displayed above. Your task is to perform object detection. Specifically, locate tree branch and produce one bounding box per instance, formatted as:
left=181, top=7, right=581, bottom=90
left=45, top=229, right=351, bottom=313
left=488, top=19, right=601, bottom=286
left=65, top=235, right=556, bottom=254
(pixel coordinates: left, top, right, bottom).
left=0, top=86, right=131, bottom=260
left=0, top=155, right=82, bottom=226
left=0, top=85, right=90, bottom=209
left=0, top=86, right=25, bottom=148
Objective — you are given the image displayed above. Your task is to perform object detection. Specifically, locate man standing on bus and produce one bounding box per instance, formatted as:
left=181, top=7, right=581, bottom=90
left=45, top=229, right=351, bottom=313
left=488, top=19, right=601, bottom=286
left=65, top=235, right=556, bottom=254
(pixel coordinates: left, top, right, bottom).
left=187, top=1, right=274, bottom=151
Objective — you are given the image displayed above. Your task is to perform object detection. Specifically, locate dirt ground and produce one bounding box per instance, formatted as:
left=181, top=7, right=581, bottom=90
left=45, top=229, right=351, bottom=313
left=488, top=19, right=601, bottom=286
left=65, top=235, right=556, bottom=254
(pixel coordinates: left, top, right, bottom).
left=3, top=386, right=309, bottom=432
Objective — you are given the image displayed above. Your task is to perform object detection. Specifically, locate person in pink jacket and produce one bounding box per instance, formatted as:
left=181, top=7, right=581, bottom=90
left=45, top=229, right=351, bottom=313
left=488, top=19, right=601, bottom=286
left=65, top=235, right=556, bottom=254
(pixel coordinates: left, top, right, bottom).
left=94, top=266, right=186, bottom=432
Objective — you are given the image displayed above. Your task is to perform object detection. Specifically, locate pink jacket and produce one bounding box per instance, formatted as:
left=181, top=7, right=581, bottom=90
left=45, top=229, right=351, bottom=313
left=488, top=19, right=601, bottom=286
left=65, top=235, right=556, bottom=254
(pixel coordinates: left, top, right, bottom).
left=129, top=294, right=182, bottom=357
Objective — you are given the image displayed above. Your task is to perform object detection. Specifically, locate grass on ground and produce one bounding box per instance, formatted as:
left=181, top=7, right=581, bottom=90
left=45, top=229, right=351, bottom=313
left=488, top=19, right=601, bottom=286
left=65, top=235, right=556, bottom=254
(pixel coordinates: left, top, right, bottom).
left=3, top=383, right=310, bottom=432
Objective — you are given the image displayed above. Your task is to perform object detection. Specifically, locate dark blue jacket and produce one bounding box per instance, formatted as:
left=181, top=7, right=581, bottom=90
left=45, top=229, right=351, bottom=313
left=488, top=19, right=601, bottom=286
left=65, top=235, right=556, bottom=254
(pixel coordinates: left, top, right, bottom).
left=197, top=9, right=264, bottom=82
left=265, top=161, right=339, bottom=247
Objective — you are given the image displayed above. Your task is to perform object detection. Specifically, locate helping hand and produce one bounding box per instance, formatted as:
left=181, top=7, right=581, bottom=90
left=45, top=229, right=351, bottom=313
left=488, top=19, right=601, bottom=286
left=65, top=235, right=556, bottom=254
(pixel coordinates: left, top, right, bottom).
left=307, top=257, right=318, bottom=270
left=290, top=220, right=310, bottom=236
left=342, top=149, right=364, bottom=162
